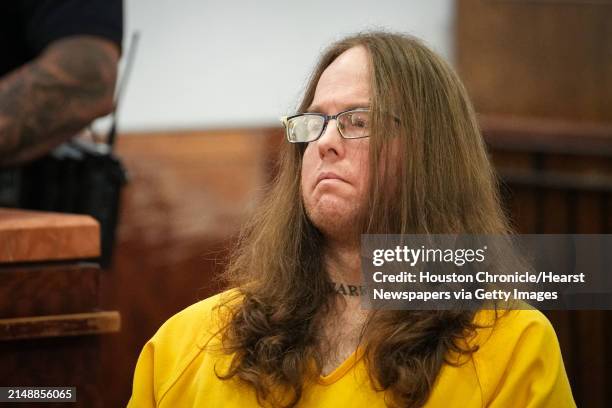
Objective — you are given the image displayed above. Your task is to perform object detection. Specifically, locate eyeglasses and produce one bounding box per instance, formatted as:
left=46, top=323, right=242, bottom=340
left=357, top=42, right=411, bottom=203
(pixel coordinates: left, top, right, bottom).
left=280, top=108, right=371, bottom=143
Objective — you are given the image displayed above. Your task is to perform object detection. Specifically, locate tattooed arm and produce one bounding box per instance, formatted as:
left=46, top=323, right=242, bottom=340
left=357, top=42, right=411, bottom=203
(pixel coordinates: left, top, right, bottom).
left=0, top=36, right=119, bottom=166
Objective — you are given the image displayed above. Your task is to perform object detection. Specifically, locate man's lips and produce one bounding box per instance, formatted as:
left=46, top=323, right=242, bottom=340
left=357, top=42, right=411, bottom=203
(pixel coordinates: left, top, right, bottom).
left=316, top=172, right=348, bottom=185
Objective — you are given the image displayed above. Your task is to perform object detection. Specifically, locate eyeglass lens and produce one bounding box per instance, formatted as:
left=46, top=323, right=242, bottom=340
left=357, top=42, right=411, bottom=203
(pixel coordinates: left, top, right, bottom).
left=287, top=111, right=370, bottom=142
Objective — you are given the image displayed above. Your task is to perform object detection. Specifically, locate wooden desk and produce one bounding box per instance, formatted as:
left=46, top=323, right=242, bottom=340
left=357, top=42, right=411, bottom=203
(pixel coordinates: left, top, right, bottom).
left=0, top=208, right=120, bottom=407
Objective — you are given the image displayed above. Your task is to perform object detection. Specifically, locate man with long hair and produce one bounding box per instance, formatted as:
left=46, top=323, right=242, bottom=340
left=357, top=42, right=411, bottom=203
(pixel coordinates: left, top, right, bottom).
left=129, top=32, right=575, bottom=407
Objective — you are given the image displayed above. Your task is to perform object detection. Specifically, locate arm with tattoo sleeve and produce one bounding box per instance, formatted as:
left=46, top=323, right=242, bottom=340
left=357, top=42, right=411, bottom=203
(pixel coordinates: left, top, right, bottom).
left=0, top=36, right=119, bottom=166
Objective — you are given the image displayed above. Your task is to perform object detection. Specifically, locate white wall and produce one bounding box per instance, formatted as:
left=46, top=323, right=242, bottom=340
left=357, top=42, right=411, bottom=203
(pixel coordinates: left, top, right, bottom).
left=117, top=0, right=454, bottom=132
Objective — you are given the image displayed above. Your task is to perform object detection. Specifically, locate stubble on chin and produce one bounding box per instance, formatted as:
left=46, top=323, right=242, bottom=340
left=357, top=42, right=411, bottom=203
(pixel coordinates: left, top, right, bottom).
left=303, top=196, right=363, bottom=243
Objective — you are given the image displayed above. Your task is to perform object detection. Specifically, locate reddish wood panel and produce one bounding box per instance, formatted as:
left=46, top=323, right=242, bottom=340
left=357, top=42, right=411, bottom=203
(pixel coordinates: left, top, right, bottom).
left=0, top=312, right=120, bottom=341
left=0, top=208, right=100, bottom=263
left=0, top=336, right=106, bottom=408
left=0, top=207, right=117, bottom=407
left=457, top=0, right=612, bottom=122
left=481, top=114, right=612, bottom=155
left=0, top=263, right=99, bottom=318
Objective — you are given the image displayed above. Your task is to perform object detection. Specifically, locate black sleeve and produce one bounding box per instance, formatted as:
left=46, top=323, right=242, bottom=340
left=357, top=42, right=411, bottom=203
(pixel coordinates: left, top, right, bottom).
left=19, top=0, right=123, bottom=55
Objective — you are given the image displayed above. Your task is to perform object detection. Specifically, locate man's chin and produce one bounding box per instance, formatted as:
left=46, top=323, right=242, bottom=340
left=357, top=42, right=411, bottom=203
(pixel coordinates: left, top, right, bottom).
left=306, top=208, right=362, bottom=241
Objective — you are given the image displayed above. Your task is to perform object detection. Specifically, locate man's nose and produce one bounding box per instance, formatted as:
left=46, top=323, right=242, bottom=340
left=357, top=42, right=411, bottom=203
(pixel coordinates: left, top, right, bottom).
left=316, top=119, right=343, bottom=159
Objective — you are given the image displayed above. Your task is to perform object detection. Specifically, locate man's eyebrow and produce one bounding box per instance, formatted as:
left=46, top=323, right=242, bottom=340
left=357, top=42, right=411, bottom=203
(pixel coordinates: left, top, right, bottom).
left=305, top=104, right=322, bottom=113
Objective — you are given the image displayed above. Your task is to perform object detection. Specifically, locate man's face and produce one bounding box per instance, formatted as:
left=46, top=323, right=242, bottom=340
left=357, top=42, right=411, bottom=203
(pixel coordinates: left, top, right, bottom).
left=301, top=46, right=371, bottom=240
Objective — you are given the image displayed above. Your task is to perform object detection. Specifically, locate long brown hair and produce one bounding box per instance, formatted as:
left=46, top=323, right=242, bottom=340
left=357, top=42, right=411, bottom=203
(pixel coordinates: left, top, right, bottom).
left=215, top=31, right=510, bottom=407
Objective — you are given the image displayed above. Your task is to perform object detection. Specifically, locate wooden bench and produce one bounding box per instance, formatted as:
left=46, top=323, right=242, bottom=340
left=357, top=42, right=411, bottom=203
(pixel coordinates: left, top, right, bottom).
left=0, top=208, right=120, bottom=408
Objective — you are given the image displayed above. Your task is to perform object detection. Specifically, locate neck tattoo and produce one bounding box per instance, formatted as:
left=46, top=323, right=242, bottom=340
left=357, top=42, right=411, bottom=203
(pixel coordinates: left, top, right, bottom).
left=329, top=281, right=367, bottom=297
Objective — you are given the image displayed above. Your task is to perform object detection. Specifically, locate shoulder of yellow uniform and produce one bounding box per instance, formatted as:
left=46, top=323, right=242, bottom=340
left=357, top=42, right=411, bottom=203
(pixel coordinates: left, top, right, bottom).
left=474, top=306, right=556, bottom=341
left=462, top=308, right=559, bottom=392
left=150, top=288, right=241, bottom=350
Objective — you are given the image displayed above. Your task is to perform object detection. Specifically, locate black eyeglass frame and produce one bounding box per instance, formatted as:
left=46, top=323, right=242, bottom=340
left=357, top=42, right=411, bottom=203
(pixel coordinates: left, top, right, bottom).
left=281, top=108, right=372, bottom=143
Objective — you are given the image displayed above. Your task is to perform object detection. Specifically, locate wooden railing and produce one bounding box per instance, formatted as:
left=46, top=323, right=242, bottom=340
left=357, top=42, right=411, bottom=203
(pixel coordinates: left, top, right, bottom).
left=0, top=209, right=120, bottom=408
